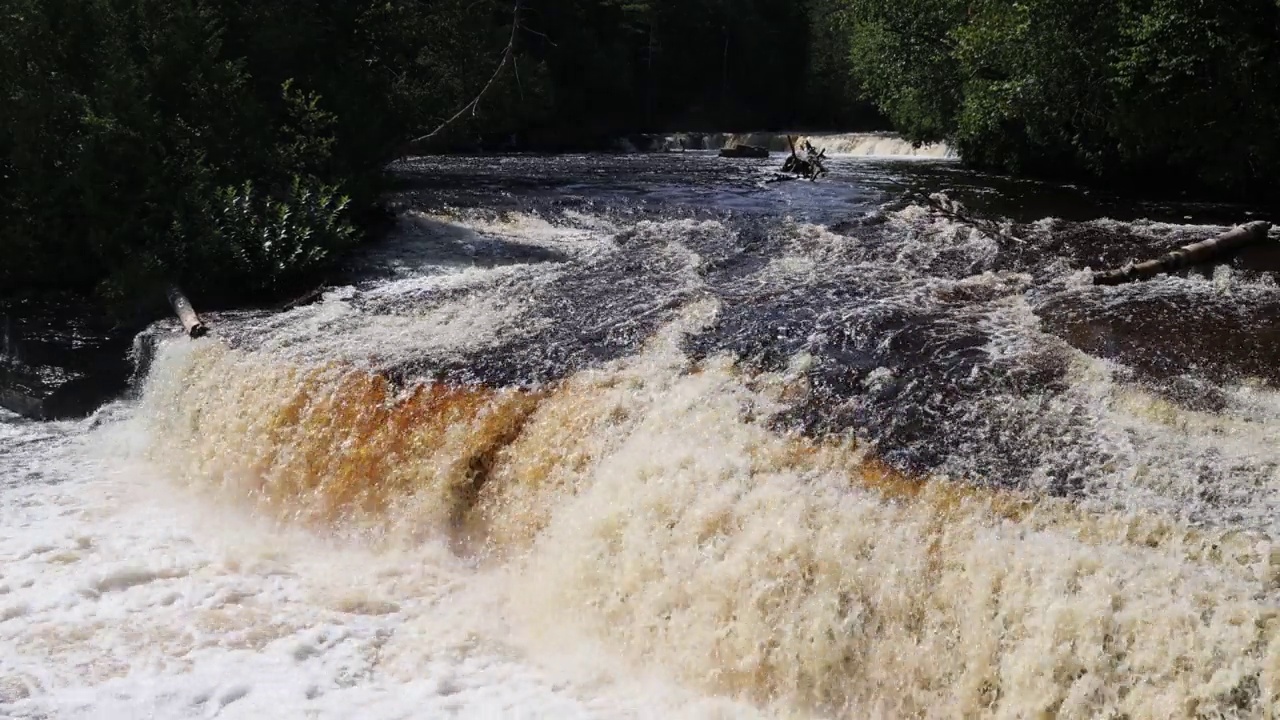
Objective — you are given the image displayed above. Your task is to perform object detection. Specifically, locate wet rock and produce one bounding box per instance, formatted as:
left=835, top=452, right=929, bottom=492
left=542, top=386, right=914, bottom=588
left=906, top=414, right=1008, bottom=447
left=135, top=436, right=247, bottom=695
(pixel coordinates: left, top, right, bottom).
left=719, top=145, right=770, bottom=159
left=0, top=299, right=136, bottom=420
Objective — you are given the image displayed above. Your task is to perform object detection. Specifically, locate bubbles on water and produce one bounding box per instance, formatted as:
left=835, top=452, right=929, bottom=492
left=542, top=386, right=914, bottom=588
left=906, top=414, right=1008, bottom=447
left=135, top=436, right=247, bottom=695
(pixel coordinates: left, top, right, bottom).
left=105, top=154, right=1280, bottom=717
left=164, top=174, right=1280, bottom=538
left=134, top=315, right=1280, bottom=718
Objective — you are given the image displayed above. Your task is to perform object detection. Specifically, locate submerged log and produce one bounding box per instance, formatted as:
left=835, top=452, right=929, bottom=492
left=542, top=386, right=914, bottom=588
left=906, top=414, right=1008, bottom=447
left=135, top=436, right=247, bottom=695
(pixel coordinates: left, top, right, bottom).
left=1092, top=221, right=1274, bottom=286
left=719, top=145, right=770, bottom=159
left=916, top=191, right=1026, bottom=246
left=166, top=285, right=208, bottom=338
left=279, top=284, right=327, bottom=312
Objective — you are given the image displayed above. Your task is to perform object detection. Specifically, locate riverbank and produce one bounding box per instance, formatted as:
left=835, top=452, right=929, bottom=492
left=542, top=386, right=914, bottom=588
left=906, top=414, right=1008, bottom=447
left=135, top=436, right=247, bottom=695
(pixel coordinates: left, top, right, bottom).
left=0, top=296, right=137, bottom=421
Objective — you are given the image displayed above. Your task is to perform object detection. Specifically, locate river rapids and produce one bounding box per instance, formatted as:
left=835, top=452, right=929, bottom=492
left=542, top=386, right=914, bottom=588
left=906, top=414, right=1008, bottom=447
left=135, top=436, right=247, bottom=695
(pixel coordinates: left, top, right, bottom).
left=2, top=147, right=1279, bottom=719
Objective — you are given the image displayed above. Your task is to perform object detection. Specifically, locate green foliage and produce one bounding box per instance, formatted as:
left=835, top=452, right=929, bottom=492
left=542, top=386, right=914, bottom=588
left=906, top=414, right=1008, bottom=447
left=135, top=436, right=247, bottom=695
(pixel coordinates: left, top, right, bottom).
left=11, top=0, right=1274, bottom=317
left=1, top=0, right=887, bottom=313
left=803, top=0, right=879, bottom=128
left=0, top=0, right=527, bottom=311
left=843, top=0, right=965, bottom=143
left=208, top=178, right=357, bottom=293
left=518, top=0, right=871, bottom=135
left=836, top=0, right=1280, bottom=197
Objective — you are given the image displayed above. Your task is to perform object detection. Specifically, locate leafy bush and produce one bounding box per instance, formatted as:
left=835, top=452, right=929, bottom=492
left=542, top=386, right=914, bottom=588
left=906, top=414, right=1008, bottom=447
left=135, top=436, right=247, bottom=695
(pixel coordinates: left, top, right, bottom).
left=208, top=179, right=357, bottom=294
left=0, top=0, right=525, bottom=313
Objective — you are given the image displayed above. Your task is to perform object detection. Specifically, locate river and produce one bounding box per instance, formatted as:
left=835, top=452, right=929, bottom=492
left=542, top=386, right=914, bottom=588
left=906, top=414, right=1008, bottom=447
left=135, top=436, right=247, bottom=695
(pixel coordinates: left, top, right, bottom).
left=2, top=140, right=1279, bottom=718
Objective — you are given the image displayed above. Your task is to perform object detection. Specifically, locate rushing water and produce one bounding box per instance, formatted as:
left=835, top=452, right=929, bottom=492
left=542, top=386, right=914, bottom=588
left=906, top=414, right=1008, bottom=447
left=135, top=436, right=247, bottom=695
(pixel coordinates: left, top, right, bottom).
left=3, top=147, right=1280, bottom=719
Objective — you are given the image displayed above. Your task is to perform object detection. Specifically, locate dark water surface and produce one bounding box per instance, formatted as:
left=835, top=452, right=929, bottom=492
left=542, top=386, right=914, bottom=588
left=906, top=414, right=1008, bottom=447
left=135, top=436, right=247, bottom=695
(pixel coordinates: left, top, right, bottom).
left=5, top=148, right=1280, bottom=720
left=163, top=150, right=1274, bottom=531
left=12, top=150, right=1280, bottom=527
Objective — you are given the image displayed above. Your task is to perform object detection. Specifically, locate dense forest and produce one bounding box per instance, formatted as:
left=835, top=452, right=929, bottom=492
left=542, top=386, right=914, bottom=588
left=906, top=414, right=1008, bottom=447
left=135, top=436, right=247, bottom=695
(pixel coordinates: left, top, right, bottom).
left=3, top=0, right=1278, bottom=314
left=841, top=0, right=1280, bottom=198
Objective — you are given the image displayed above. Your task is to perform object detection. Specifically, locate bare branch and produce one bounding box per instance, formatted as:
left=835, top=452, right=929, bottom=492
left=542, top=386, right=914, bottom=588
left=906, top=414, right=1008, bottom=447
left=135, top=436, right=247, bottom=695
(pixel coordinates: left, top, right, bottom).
left=882, top=178, right=1025, bottom=245
left=513, top=53, right=524, bottom=100
left=919, top=191, right=1025, bottom=245
left=521, top=25, right=556, bottom=45
left=407, top=1, right=521, bottom=147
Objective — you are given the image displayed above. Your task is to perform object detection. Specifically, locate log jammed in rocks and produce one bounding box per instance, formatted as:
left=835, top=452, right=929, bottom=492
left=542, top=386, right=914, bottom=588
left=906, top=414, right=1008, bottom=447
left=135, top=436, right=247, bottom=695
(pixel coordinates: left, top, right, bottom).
left=1092, top=221, right=1274, bottom=286
left=781, top=135, right=827, bottom=181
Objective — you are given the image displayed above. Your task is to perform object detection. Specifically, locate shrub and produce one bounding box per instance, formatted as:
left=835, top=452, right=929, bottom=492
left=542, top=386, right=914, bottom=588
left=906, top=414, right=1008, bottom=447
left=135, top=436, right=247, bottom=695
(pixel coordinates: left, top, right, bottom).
left=0, top=0, right=524, bottom=312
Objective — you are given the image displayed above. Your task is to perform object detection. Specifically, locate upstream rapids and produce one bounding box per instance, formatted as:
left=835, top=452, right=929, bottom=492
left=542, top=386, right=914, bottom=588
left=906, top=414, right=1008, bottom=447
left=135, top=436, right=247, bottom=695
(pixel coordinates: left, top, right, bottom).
left=2, top=149, right=1279, bottom=719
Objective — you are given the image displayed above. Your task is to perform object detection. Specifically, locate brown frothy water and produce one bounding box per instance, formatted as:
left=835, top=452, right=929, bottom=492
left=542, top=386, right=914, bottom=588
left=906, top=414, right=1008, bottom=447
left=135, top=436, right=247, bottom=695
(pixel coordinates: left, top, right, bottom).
left=138, top=330, right=1280, bottom=719
left=143, top=347, right=544, bottom=534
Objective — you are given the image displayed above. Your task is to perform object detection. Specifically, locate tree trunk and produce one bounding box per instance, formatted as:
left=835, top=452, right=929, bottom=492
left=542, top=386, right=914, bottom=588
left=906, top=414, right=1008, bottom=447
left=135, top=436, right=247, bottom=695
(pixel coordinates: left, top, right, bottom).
left=1092, top=221, right=1273, bottom=286
left=166, top=285, right=208, bottom=338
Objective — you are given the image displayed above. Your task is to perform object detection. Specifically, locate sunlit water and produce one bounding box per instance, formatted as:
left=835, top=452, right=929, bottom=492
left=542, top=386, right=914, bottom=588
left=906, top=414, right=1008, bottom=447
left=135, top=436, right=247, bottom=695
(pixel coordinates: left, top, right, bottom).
left=3, top=149, right=1279, bottom=719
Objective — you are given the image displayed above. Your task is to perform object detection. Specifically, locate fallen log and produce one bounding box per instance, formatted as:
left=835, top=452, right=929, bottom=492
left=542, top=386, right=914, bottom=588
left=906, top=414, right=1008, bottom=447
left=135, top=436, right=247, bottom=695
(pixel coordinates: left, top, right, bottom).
left=166, top=285, right=208, bottom=338
left=1092, top=221, right=1274, bottom=286
left=719, top=145, right=770, bottom=159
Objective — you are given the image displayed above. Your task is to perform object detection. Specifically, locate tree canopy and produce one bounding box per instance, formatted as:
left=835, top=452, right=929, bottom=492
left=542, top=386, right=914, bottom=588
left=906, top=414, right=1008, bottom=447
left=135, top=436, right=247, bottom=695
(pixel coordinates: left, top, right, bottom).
left=1, top=0, right=874, bottom=313
left=4, top=0, right=1276, bottom=314
left=839, top=0, right=1280, bottom=198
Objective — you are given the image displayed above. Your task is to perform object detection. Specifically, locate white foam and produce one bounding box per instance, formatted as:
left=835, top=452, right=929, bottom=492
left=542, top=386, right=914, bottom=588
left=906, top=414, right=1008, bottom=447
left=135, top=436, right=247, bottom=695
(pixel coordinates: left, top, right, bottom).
left=798, top=133, right=953, bottom=159
left=214, top=210, right=614, bottom=369
left=0, top=421, right=771, bottom=719
left=121, top=303, right=1280, bottom=718
left=656, top=132, right=954, bottom=158
left=8, top=185, right=1280, bottom=719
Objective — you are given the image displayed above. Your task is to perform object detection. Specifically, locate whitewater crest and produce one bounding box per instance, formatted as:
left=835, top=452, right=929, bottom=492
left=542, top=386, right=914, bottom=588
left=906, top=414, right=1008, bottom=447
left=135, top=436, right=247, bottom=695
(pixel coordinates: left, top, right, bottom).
left=18, top=153, right=1280, bottom=718
left=137, top=303, right=1280, bottom=718
left=631, top=132, right=954, bottom=159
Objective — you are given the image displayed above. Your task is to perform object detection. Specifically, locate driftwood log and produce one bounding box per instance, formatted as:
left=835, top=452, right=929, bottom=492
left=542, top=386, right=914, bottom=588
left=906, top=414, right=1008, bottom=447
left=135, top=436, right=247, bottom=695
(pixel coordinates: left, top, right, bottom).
left=166, top=286, right=208, bottom=338
left=781, top=135, right=827, bottom=181
left=1092, top=221, right=1274, bottom=286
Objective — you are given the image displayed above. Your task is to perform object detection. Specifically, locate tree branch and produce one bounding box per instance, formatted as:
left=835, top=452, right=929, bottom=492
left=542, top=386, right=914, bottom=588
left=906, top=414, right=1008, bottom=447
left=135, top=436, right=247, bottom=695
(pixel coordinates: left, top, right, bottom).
left=521, top=25, right=556, bottom=46
left=406, top=1, right=522, bottom=147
